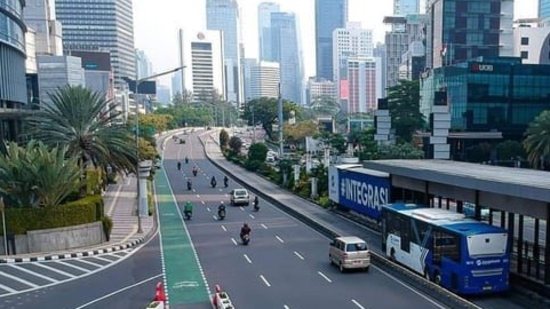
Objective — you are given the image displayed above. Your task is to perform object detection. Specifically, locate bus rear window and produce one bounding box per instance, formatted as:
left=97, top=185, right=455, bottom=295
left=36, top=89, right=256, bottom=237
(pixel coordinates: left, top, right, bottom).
left=467, top=233, right=508, bottom=257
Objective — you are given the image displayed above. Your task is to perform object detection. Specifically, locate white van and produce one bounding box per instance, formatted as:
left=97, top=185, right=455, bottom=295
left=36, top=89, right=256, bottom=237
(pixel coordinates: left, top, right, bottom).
left=329, top=236, right=371, bottom=272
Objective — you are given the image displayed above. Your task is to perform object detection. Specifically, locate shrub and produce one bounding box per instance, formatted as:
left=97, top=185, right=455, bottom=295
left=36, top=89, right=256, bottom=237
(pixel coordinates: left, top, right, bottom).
left=219, top=129, right=230, bottom=149
left=248, top=143, right=268, bottom=162
left=147, top=180, right=155, bottom=216
left=3, top=195, right=102, bottom=235
left=106, top=173, right=118, bottom=184
left=318, top=196, right=331, bottom=208
left=102, top=215, right=113, bottom=241
left=86, top=168, right=104, bottom=195
left=244, top=159, right=262, bottom=171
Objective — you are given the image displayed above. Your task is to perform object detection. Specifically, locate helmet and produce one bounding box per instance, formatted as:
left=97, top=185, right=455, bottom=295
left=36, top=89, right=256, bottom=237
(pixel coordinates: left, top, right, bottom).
left=243, top=223, right=248, bottom=228
left=220, top=201, right=224, bottom=204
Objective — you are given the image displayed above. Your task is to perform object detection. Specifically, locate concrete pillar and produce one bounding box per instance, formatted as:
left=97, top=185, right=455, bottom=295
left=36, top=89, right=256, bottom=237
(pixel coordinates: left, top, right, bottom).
left=138, top=161, right=153, bottom=217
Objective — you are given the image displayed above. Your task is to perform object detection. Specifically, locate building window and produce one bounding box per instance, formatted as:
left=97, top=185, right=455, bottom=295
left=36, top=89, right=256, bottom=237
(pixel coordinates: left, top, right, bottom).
left=521, top=51, right=529, bottom=59
left=521, top=37, right=529, bottom=45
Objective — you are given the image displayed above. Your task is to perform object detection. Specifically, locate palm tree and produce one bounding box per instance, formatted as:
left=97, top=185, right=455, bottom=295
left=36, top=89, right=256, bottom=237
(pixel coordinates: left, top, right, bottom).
left=26, top=85, right=137, bottom=191
left=523, top=110, right=550, bottom=169
left=0, top=141, right=80, bottom=207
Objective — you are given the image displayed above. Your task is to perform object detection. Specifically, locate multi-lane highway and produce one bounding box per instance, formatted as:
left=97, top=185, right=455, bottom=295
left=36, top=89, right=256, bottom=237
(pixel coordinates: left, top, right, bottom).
left=160, top=130, right=450, bottom=309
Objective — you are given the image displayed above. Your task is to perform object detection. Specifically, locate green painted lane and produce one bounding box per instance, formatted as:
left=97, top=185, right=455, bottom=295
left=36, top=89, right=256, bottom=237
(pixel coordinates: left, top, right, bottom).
left=155, top=167, right=210, bottom=306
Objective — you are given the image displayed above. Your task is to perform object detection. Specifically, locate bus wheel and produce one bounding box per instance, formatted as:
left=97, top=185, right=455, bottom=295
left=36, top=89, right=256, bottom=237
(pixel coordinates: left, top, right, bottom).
left=434, top=272, right=442, bottom=285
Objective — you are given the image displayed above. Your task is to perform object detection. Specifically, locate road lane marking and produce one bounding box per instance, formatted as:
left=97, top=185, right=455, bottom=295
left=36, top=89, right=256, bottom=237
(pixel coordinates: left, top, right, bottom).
left=225, top=194, right=228, bottom=197
left=221, top=225, right=227, bottom=231
left=32, top=263, right=76, bottom=278
left=240, top=207, right=244, bottom=211
left=231, top=238, right=238, bottom=246
left=92, top=255, right=119, bottom=263
left=196, top=194, right=200, bottom=198
left=261, top=223, right=268, bottom=229
left=317, top=271, right=332, bottom=283
left=5, top=264, right=57, bottom=283
left=0, top=270, right=39, bottom=288
left=206, top=207, right=211, bottom=212
left=293, top=252, right=304, bottom=260
left=243, top=254, right=252, bottom=264
left=219, top=189, right=223, bottom=192
left=275, top=235, right=284, bottom=243
left=260, top=275, right=271, bottom=287
left=74, top=274, right=163, bottom=309
left=201, top=201, right=205, bottom=205
left=0, top=283, right=16, bottom=293
left=213, top=215, right=218, bottom=220
left=351, top=299, right=366, bottom=309
left=284, top=306, right=291, bottom=309
left=249, top=214, right=255, bottom=219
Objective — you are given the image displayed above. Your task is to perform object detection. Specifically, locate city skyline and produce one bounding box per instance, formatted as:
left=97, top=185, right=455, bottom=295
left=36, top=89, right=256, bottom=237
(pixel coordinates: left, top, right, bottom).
left=135, top=0, right=537, bottom=89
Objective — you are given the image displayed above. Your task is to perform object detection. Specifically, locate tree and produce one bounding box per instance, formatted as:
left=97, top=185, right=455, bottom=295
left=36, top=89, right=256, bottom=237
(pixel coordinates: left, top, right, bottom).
left=315, top=132, right=348, bottom=155
left=228, top=136, right=243, bottom=155
left=284, top=121, right=319, bottom=147
left=0, top=141, right=80, bottom=207
left=248, top=143, right=269, bottom=162
left=387, top=79, right=424, bottom=143
left=348, top=127, right=379, bottom=159
left=523, top=110, right=550, bottom=169
left=172, top=89, right=193, bottom=105
left=496, top=140, right=525, bottom=161
left=377, top=143, right=425, bottom=159
left=219, top=129, right=229, bottom=149
left=241, top=97, right=300, bottom=140
left=25, top=85, right=137, bottom=193
left=309, top=95, right=340, bottom=117
left=136, top=114, right=172, bottom=134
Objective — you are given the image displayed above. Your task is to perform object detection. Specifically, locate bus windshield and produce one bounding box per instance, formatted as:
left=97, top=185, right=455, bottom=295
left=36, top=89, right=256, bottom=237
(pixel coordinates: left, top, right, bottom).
left=466, top=233, right=508, bottom=258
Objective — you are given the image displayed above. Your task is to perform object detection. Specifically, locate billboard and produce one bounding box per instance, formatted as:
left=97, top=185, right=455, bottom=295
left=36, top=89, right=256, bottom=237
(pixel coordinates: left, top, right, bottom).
left=337, top=168, right=390, bottom=220
left=328, top=164, right=363, bottom=205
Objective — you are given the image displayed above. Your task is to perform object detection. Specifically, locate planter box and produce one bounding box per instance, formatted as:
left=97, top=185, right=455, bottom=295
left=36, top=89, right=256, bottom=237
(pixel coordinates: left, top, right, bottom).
left=146, top=301, right=164, bottom=309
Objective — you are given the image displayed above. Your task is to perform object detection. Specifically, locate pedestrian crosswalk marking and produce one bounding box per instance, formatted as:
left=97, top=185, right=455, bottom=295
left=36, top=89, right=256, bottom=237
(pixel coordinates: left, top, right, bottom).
left=56, top=262, right=90, bottom=273
left=91, top=255, right=118, bottom=263
left=0, top=282, right=17, bottom=293
left=0, top=270, right=39, bottom=288
left=6, top=264, right=58, bottom=283
left=75, top=259, right=103, bottom=268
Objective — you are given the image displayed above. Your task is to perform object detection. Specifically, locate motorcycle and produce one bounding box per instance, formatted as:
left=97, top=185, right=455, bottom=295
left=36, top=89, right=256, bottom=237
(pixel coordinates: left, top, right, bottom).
left=224, top=179, right=228, bottom=188
left=253, top=201, right=260, bottom=212
left=187, top=181, right=192, bottom=191
left=185, top=157, right=189, bottom=164
left=211, top=180, right=217, bottom=188
left=177, top=162, right=181, bottom=171
left=241, top=233, right=250, bottom=245
left=184, top=210, right=192, bottom=220
left=218, top=209, right=226, bottom=220
left=193, top=169, right=198, bottom=177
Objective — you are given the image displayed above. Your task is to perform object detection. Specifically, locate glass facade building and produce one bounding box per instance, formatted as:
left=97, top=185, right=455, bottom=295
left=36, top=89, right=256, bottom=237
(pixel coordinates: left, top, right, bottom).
left=420, top=57, right=550, bottom=140
left=0, top=0, right=27, bottom=142
left=315, top=0, right=348, bottom=81
left=54, top=0, right=136, bottom=89
left=540, top=0, right=550, bottom=21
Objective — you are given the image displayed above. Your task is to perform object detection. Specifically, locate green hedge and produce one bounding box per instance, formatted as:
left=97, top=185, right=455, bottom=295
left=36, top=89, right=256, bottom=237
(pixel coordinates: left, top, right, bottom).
left=147, top=180, right=154, bottom=216
left=3, top=195, right=103, bottom=235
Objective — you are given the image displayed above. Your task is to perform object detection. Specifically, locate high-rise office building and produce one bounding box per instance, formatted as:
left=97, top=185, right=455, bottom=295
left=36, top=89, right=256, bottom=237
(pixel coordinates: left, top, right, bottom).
left=180, top=30, right=226, bottom=101
left=258, top=2, right=280, bottom=62
left=540, top=0, right=550, bottom=21
left=136, top=50, right=153, bottom=80
left=347, top=57, right=382, bottom=113
left=394, top=0, right=420, bottom=16
left=250, top=61, right=281, bottom=99
left=315, top=0, right=348, bottom=81
left=242, top=58, right=258, bottom=102
left=54, top=0, right=136, bottom=89
left=0, top=0, right=27, bottom=142
left=206, top=0, right=243, bottom=105
left=23, top=0, right=62, bottom=56
left=332, top=23, right=374, bottom=85
left=271, top=12, right=303, bottom=104
left=428, top=0, right=514, bottom=69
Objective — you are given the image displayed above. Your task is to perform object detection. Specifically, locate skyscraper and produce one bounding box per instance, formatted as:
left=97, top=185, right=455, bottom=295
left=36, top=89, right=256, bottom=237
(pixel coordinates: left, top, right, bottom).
left=315, top=0, right=348, bottom=81
left=54, top=0, right=136, bottom=89
left=332, top=23, right=374, bottom=85
left=250, top=61, right=281, bottom=99
left=394, top=0, right=420, bottom=16
left=428, top=0, right=513, bottom=69
left=258, top=2, right=280, bottom=62
left=0, top=0, right=27, bottom=142
left=271, top=12, right=303, bottom=104
left=136, top=49, right=153, bottom=80
left=540, top=0, right=550, bottom=21
left=23, top=0, right=62, bottom=56
left=206, top=0, right=244, bottom=105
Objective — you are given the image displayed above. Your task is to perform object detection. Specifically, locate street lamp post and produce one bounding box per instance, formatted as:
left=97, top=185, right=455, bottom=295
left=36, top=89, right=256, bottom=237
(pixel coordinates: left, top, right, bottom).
left=134, top=66, right=185, bottom=233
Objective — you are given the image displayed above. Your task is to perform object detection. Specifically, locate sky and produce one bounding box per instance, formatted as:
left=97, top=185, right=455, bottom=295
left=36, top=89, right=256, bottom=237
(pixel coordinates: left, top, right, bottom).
left=133, top=0, right=538, bottom=89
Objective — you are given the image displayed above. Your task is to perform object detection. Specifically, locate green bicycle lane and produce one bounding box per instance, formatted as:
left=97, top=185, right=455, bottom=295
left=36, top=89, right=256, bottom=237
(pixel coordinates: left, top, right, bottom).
left=155, top=166, right=211, bottom=306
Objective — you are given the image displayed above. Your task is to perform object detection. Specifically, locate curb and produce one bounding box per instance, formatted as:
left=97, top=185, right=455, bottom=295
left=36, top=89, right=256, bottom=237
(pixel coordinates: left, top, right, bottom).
left=0, top=237, right=147, bottom=264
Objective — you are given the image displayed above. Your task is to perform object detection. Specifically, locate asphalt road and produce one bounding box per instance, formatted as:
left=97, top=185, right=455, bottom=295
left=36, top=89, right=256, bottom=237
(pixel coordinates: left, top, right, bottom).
left=0, top=233, right=163, bottom=309
left=162, top=131, right=449, bottom=309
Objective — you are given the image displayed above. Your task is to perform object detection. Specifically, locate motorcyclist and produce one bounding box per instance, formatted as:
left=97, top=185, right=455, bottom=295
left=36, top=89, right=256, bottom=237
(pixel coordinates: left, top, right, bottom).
left=185, top=156, right=189, bottom=164
left=240, top=223, right=251, bottom=239
left=192, top=165, right=198, bottom=176
left=218, top=201, right=226, bottom=218
left=211, top=176, right=217, bottom=188
left=223, top=176, right=229, bottom=187
left=184, top=201, right=194, bottom=219
left=253, top=196, right=259, bottom=210
left=177, top=162, right=181, bottom=171
left=187, top=178, right=192, bottom=190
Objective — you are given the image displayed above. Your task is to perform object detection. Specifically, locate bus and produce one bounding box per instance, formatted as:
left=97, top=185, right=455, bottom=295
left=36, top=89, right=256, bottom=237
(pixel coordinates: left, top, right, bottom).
left=381, top=203, right=510, bottom=295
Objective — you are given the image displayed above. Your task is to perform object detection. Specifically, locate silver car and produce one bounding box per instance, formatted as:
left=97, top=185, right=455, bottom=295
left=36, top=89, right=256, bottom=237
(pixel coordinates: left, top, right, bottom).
left=230, top=189, right=250, bottom=206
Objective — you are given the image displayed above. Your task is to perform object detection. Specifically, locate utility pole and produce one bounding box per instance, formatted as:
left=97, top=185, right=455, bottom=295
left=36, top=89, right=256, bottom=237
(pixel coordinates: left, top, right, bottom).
left=278, top=83, right=283, bottom=159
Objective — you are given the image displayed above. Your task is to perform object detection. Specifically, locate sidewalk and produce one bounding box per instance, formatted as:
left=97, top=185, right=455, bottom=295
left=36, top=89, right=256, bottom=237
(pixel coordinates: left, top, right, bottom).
left=0, top=174, right=155, bottom=264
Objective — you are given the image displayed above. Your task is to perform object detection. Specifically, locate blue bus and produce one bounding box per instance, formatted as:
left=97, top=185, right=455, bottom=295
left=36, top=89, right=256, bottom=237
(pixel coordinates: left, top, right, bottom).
left=381, top=203, right=510, bottom=295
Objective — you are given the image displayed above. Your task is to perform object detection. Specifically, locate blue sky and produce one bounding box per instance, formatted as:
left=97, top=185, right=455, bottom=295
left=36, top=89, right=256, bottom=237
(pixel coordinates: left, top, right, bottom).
left=133, top=0, right=538, bottom=88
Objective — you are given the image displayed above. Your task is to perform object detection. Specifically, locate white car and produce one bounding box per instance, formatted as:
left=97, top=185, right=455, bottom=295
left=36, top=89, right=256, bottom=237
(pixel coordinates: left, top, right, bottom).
left=230, top=189, right=250, bottom=206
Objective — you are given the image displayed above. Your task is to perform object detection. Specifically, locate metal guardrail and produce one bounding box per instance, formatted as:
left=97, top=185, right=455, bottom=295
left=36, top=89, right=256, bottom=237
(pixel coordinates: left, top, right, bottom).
left=199, top=135, right=483, bottom=309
